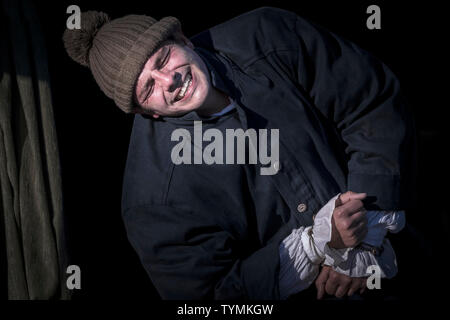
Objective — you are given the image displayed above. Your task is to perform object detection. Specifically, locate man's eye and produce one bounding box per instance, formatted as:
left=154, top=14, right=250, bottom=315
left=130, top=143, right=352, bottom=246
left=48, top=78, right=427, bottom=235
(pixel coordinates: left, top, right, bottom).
left=159, top=49, right=171, bottom=68
left=145, top=81, right=154, bottom=102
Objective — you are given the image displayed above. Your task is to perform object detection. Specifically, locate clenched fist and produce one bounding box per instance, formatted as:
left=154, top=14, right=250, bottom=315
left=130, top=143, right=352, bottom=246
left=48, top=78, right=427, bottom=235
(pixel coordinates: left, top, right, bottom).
left=315, top=265, right=367, bottom=299
left=328, top=191, right=368, bottom=249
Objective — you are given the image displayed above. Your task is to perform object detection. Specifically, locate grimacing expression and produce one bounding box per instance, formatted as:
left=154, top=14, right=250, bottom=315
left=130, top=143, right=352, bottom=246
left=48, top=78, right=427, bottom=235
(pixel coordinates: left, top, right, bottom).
left=134, top=35, right=211, bottom=118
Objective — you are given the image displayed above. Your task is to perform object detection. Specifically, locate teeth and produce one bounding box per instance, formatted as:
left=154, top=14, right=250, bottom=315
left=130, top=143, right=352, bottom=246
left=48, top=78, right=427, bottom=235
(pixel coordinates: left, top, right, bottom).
left=176, top=73, right=192, bottom=101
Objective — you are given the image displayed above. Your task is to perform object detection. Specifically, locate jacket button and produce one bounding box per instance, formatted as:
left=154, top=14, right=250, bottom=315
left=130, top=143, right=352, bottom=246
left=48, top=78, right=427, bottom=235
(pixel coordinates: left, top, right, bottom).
left=273, top=161, right=281, bottom=172
left=297, top=203, right=307, bottom=213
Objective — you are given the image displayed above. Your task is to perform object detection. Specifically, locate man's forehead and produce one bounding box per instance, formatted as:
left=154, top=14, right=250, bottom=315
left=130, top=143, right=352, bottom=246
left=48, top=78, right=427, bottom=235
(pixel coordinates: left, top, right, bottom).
left=150, top=39, right=177, bottom=58
left=140, top=40, right=177, bottom=74
left=138, top=40, right=180, bottom=81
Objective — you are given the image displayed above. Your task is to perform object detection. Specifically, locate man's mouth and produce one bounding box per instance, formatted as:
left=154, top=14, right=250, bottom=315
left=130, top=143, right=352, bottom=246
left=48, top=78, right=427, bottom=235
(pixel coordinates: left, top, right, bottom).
left=174, top=72, right=192, bottom=102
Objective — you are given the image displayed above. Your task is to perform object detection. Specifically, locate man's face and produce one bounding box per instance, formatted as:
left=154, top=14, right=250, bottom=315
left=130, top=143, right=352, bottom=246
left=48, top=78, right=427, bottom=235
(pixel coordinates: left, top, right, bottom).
left=134, top=35, right=211, bottom=118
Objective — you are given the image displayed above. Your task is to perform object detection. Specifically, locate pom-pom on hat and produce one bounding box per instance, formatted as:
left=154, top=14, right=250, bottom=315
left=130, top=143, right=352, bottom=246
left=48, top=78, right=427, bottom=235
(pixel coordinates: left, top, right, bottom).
left=63, top=11, right=181, bottom=113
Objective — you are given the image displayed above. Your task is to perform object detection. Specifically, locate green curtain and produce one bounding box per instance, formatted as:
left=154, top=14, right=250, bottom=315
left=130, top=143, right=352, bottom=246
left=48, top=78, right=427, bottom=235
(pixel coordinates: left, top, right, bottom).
left=0, top=0, right=70, bottom=299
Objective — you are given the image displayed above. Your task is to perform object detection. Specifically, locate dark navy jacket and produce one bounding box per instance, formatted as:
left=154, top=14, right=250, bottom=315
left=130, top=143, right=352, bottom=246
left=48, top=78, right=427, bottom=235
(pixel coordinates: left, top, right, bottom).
left=121, top=7, right=416, bottom=300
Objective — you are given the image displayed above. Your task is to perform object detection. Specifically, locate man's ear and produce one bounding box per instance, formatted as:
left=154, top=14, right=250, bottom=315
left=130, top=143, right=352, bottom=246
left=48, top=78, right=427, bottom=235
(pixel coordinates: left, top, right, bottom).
left=173, top=30, right=194, bottom=49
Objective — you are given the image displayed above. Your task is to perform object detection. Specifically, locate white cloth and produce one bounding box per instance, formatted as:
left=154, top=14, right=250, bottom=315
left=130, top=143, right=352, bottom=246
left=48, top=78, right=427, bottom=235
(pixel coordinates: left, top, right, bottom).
left=278, top=193, right=405, bottom=299
left=329, top=238, right=398, bottom=278
left=363, top=210, right=405, bottom=247
left=278, top=226, right=319, bottom=300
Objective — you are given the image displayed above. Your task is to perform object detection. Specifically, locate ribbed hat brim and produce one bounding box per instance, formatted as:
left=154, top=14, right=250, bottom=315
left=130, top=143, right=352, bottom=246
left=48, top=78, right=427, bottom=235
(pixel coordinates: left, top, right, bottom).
left=113, top=16, right=181, bottom=112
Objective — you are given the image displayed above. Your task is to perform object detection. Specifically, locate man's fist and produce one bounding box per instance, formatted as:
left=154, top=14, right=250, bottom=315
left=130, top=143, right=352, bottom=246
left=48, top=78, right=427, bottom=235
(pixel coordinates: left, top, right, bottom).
left=328, top=191, right=368, bottom=249
left=315, top=265, right=367, bottom=299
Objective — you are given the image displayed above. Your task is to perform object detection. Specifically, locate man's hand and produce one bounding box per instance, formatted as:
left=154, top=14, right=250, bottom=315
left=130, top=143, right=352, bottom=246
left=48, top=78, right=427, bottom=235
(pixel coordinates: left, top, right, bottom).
left=315, top=265, right=367, bottom=299
left=329, top=191, right=368, bottom=249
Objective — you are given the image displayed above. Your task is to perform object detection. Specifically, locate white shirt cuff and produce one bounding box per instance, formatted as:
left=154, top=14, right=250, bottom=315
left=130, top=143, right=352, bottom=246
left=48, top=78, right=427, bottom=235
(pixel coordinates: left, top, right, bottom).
left=278, top=226, right=319, bottom=299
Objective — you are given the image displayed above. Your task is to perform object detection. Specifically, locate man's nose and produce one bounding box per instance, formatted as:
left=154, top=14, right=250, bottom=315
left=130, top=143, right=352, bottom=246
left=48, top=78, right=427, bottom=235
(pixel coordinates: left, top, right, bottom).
left=151, top=69, right=180, bottom=91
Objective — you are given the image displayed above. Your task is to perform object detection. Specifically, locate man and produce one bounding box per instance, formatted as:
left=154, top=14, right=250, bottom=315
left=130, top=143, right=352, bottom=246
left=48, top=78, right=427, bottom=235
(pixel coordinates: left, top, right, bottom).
left=63, top=7, right=415, bottom=300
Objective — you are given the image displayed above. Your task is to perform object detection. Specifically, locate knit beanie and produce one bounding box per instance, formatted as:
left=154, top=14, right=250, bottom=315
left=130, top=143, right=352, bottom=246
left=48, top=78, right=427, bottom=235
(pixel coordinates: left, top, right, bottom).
left=63, top=11, right=181, bottom=113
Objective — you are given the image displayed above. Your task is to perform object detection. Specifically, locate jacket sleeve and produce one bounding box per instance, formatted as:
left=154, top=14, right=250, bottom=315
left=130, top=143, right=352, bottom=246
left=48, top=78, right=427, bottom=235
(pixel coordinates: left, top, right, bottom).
left=278, top=9, right=417, bottom=210
left=122, top=203, right=293, bottom=300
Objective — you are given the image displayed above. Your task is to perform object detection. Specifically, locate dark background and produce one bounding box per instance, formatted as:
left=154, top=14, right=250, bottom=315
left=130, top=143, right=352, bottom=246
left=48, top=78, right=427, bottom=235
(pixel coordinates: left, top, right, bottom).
left=30, top=0, right=447, bottom=302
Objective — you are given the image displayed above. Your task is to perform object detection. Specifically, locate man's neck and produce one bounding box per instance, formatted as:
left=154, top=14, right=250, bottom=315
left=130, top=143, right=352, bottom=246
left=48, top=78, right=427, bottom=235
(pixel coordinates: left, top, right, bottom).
left=196, top=88, right=231, bottom=117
